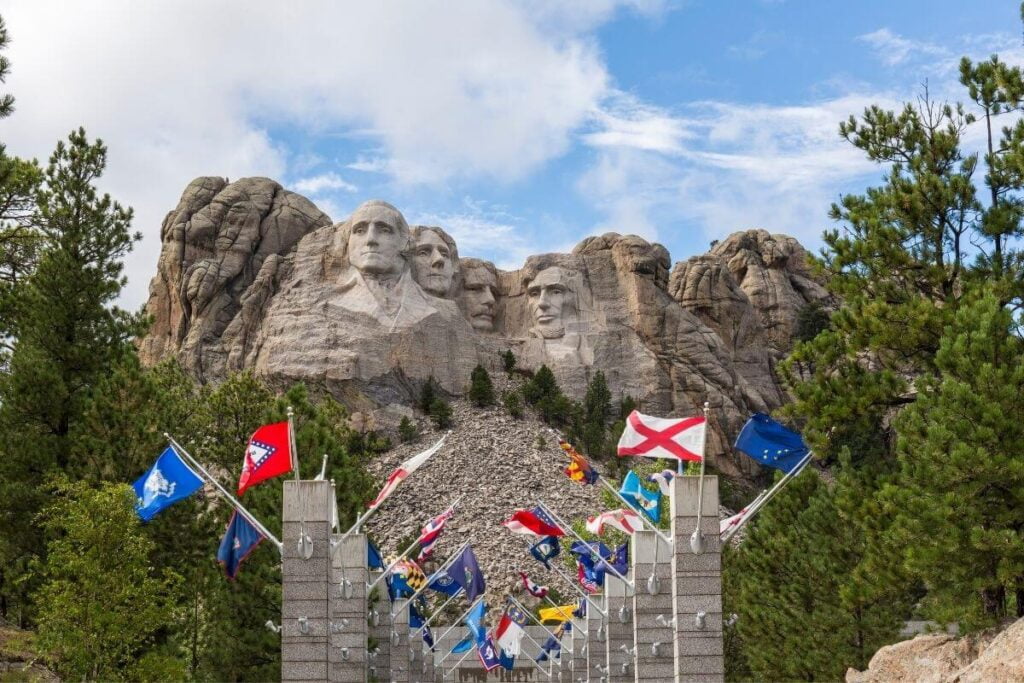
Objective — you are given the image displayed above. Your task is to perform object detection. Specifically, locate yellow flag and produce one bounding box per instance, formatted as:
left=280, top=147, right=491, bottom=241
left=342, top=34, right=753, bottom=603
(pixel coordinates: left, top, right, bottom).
left=538, top=604, right=575, bottom=623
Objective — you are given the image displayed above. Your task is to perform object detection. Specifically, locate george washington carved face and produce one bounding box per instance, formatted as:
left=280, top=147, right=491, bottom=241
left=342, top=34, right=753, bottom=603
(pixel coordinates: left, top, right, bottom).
left=346, top=201, right=409, bottom=276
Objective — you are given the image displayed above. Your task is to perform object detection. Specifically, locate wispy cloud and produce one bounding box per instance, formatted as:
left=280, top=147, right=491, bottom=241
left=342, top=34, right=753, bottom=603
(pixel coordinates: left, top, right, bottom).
left=411, top=200, right=540, bottom=270
left=291, top=172, right=357, bottom=195
left=857, top=28, right=947, bottom=67
left=583, top=91, right=693, bottom=154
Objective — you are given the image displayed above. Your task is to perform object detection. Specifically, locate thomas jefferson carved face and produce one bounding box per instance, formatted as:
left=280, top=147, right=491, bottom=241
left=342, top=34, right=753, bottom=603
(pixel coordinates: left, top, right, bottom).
left=527, top=267, right=573, bottom=339
left=412, top=229, right=456, bottom=296
left=459, top=262, right=498, bottom=331
left=347, top=202, right=408, bottom=276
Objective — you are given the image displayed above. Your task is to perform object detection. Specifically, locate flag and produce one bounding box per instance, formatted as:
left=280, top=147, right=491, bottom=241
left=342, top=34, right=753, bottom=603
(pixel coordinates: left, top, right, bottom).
left=559, top=440, right=599, bottom=485
left=529, top=536, right=561, bottom=569
left=518, top=572, right=549, bottom=599
left=498, top=648, right=515, bottom=671
left=416, top=504, right=455, bottom=562
left=734, top=413, right=810, bottom=473
left=502, top=507, right=564, bottom=537
left=609, top=542, right=629, bottom=575
left=649, top=469, right=676, bottom=496
left=576, top=560, right=601, bottom=593
left=619, top=470, right=661, bottom=522
left=427, top=569, right=463, bottom=597
left=571, top=541, right=626, bottom=589
left=538, top=605, right=576, bottom=623
left=367, top=540, right=384, bottom=570
left=617, top=410, right=706, bottom=462
left=366, top=435, right=446, bottom=508
left=409, top=601, right=435, bottom=651
left=216, top=510, right=265, bottom=579
left=237, top=421, right=293, bottom=496
left=451, top=636, right=473, bottom=654
left=585, top=508, right=643, bottom=536
left=571, top=598, right=587, bottom=619
left=448, top=545, right=486, bottom=601
left=493, top=602, right=528, bottom=656
left=478, top=635, right=501, bottom=672
left=389, top=558, right=427, bottom=598
left=536, top=633, right=561, bottom=662
left=133, top=446, right=205, bottom=521
left=720, top=491, right=766, bottom=537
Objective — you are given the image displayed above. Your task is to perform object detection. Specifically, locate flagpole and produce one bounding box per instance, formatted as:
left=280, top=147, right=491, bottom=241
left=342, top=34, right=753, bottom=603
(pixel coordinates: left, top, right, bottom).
left=164, top=434, right=283, bottom=551
left=413, top=588, right=464, bottom=642
left=721, top=451, right=813, bottom=543
left=287, top=406, right=299, bottom=481
left=393, top=540, right=471, bottom=616
left=444, top=646, right=476, bottom=676
left=534, top=593, right=575, bottom=653
left=519, top=539, right=607, bottom=617
left=691, top=401, right=710, bottom=554
left=597, top=476, right=674, bottom=546
left=536, top=500, right=634, bottom=590
left=434, top=596, right=486, bottom=665
left=365, top=495, right=462, bottom=589
left=507, top=596, right=558, bottom=676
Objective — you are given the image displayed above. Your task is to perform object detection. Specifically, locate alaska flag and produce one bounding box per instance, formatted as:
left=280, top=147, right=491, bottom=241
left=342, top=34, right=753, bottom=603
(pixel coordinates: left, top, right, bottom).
left=449, top=545, right=486, bottom=601
left=217, top=510, right=265, bottom=579
left=734, top=413, right=810, bottom=473
left=133, top=446, right=205, bottom=521
left=619, top=470, right=661, bottom=523
left=428, top=569, right=463, bottom=597
left=609, top=542, right=629, bottom=575
left=530, top=536, right=561, bottom=569
left=367, top=540, right=384, bottom=570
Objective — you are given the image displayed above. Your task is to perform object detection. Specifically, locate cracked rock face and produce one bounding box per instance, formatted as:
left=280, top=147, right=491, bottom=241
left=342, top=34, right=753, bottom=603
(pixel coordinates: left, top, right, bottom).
left=140, top=179, right=829, bottom=478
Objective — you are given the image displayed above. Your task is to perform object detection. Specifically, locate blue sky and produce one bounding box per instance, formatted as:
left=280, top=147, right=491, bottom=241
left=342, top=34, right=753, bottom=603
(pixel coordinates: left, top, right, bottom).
left=3, top=0, right=1022, bottom=309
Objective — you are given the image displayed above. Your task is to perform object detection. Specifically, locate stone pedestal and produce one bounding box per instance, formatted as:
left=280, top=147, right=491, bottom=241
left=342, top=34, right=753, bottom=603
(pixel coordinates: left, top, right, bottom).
left=631, top=530, right=674, bottom=682
left=282, top=480, right=334, bottom=682
left=605, top=574, right=634, bottom=682
left=366, top=575, right=390, bottom=683
left=586, top=594, right=608, bottom=682
left=390, top=602, right=411, bottom=682
left=670, top=476, right=724, bottom=682
left=570, top=617, right=586, bottom=683
left=330, top=533, right=368, bottom=682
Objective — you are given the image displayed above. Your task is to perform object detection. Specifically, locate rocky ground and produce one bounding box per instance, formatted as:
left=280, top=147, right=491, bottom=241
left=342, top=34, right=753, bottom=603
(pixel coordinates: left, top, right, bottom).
left=847, top=616, right=1024, bottom=682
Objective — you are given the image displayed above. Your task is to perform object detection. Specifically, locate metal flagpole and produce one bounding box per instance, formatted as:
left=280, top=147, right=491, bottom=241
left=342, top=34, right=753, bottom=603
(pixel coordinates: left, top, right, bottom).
left=536, top=501, right=634, bottom=590
left=597, top=476, right=673, bottom=546
left=164, top=434, right=283, bottom=551
left=721, top=451, right=813, bottom=543
left=393, top=540, right=471, bottom=616
left=434, top=596, right=486, bottom=666
left=412, top=588, right=464, bottom=642
left=287, top=406, right=300, bottom=481
left=691, top=401, right=711, bottom=554
left=445, top=646, right=475, bottom=677
left=365, top=496, right=462, bottom=589
left=505, top=597, right=557, bottom=678
left=519, top=539, right=607, bottom=616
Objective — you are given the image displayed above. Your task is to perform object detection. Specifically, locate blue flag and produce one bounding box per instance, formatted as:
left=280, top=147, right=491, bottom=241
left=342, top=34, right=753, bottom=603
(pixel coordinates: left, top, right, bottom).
left=478, top=635, right=502, bottom=672
left=529, top=535, right=561, bottom=569
left=409, top=601, right=435, bottom=651
left=451, top=636, right=473, bottom=654
left=536, top=634, right=561, bottom=662
left=133, top=446, right=204, bottom=521
left=572, top=597, right=586, bottom=619
left=465, top=600, right=488, bottom=648
left=448, top=545, right=486, bottom=602
left=498, top=647, right=515, bottom=671
left=217, top=510, right=265, bottom=579
left=734, top=413, right=810, bottom=474
left=367, top=540, right=384, bottom=570
left=619, top=470, right=662, bottom=523
left=427, top=569, right=463, bottom=596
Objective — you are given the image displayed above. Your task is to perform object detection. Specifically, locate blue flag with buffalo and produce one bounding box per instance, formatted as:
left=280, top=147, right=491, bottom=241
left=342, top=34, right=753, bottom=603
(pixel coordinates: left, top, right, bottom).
left=217, top=510, right=265, bottom=579
left=133, top=446, right=204, bottom=521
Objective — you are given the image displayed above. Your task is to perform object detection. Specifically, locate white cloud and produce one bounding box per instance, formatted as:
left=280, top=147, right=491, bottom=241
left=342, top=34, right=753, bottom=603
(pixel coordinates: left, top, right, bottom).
left=583, top=91, right=693, bottom=154
left=291, top=173, right=357, bottom=195
left=411, top=200, right=539, bottom=270
left=858, top=28, right=947, bottom=67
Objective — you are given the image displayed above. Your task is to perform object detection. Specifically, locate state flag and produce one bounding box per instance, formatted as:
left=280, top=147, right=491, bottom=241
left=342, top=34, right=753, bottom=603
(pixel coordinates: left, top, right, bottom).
left=649, top=469, right=676, bottom=496
left=535, top=633, right=561, bottom=662
left=494, top=602, right=528, bottom=656
left=389, top=558, right=427, bottom=598
left=559, top=440, right=599, bottom=485
left=416, top=504, right=455, bottom=562
left=237, top=421, right=293, bottom=496
left=502, top=507, right=564, bottom=537
left=216, top=510, right=266, bottom=579
left=518, top=572, right=549, bottom=599
left=448, top=545, right=486, bottom=602
left=734, top=413, right=810, bottom=473
left=529, top=535, right=561, bottom=569
left=619, top=470, right=661, bottom=522
left=585, top=508, right=643, bottom=536
left=427, top=569, right=463, bottom=597
left=538, top=605, right=575, bottom=623
left=366, top=435, right=446, bottom=508
left=133, top=446, right=205, bottom=521
left=617, top=410, right=706, bottom=462
left=478, top=635, right=502, bottom=672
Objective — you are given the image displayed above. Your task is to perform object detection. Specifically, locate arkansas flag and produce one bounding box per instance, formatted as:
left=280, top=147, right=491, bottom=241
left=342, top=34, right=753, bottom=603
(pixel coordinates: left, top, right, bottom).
left=367, top=435, right=447, bottom=509
left=617, top=410, right=706, bottom=462
left=238, top=422, right=293, bottom=496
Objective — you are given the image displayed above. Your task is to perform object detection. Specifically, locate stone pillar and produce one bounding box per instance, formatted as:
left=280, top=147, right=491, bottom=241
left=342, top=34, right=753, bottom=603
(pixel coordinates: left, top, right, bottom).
left=605, top=574, right=634, bottom=682
left=390, top=602, right=411, bottom=683
left=282, top=480, right=334, bottom=682
left=420, top=632, right=436, bottom=683
left=366, top=576, right=390, bottom=683
left=330, top=532, right=368, bottom=682
left=670, top=475, right=724, bottom=682
left=570, top=617, right=586, bottom=683
left=586, top=594, right=607, bottom=682
left=631, top=530, right=674, bottom=682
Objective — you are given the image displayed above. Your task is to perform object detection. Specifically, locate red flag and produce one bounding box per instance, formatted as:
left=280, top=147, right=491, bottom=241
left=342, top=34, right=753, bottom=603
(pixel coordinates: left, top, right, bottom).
left=616, top=410, right=706, bottom=462
left=238, top=421, right=292, bottom=496
left=502, top=508, right=564, bottom=537
left=518, top=571, right=549, bottom=599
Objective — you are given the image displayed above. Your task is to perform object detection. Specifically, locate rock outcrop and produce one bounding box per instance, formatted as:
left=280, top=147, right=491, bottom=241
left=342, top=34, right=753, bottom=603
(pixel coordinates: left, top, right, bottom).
left=140, top=178, right=829, bottom=477
left=846, top=618, right=1024, bottom=682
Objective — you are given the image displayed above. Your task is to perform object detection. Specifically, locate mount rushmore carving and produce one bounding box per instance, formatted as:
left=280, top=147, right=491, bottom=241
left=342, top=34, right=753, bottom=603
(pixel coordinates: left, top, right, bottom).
left=140, top=177, right=828, bottom=477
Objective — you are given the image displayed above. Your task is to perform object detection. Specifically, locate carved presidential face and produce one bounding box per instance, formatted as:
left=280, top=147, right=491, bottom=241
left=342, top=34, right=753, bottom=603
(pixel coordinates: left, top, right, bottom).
left=347, top=204, right=407, bottom=276
left=459, top=264, right=498, bottom=331
left=527, top=266, right=573, bottom=339
left=412, top=229, right=456, bottom=296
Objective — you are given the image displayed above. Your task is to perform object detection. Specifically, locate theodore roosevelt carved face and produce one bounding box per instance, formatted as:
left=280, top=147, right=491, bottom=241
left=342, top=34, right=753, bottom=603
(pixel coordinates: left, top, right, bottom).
left=458, top=259, right=498, bottom=331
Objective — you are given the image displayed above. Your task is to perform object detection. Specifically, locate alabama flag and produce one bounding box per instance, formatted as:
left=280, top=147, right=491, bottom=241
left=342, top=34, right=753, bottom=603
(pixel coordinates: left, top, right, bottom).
left=367, top=435, right=447, bottom=509
left=238, top=422, right=293, bottom=496
left=617, top=410, right=706, bottom=462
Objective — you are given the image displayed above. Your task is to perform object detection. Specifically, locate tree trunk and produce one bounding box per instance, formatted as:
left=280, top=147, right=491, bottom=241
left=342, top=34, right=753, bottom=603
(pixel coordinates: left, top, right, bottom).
left=981, top=585, right=1006, bottom=619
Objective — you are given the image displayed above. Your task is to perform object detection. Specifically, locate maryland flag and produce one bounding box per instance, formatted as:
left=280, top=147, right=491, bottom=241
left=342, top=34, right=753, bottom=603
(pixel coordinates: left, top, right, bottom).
left=388, top=557, right=427, bottom=598
left=559, top=440, right=599, bottom=485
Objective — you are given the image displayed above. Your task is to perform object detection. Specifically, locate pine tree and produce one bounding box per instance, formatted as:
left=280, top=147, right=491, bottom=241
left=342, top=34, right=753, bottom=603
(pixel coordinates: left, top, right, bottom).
left=418, top=376, right=437, bottom=413
left=501, top=349, right=517, bottom=373
left=502, top=390, right=523, bottom=419
left=429, top=397, right=453, bottom=429
left=398, top=416, right=418, bottom=442
left=579, top=371, right=611, bottom=456
left=468, top=364, right=496, bottom=407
